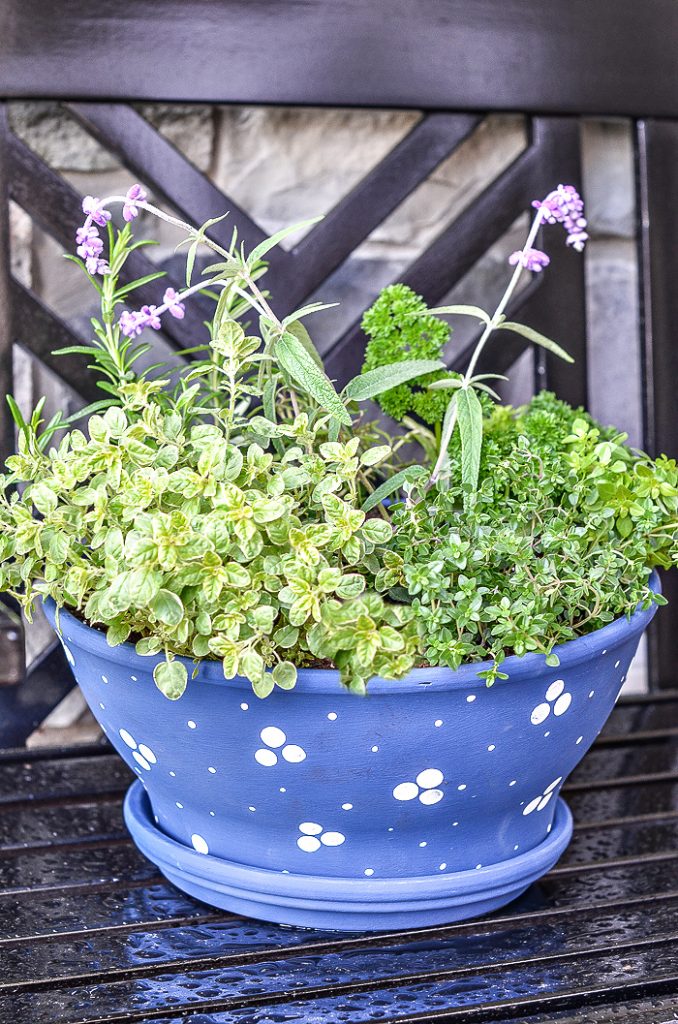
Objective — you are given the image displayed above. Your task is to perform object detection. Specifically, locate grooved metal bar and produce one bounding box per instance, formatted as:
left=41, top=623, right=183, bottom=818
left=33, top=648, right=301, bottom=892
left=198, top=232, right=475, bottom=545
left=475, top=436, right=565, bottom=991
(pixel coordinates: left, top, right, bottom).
left=635, top=118, right=678, bottom=690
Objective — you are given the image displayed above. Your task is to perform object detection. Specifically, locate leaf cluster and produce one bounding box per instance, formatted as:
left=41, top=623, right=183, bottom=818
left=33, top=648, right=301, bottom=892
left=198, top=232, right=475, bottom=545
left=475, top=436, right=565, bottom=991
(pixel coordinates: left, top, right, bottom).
left=361, top=284, right=453, bottom=424
left=382, top=392, right=678, bottom=683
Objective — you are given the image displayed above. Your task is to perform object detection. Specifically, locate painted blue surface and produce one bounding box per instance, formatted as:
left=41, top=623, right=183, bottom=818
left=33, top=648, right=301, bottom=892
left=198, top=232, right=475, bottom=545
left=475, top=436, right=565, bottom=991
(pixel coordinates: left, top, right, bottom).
left=43, top=576, right=657, bottom=930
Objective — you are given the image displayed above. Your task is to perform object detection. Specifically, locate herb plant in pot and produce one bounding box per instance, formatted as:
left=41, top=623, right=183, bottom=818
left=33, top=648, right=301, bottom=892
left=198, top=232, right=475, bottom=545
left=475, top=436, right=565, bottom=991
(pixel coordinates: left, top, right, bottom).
left=1, top=185, right=675, bottom=930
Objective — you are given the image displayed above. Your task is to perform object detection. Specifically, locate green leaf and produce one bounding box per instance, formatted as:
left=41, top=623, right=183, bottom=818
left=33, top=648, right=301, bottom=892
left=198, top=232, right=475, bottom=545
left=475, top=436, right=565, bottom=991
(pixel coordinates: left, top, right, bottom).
left=151, top=589, right=184, bottom=627
left=456, top=387, right=484, bottom=502
left=428, top=377, right=464, bottom=391
left=153, top=659, right=188, bottom=700
left=361, top=519, right=392, bottom=545
left=362, top=465, right=427, bottom=512
left=284, top=320, right=324, bottom=370
left=272, top=661, right=297, bottom=689
left=496, top=323, right=574, bottom=363
left=344, top=359, right=445, bottom=402
left=241, top=648, right=265, bottom=685
left=283, top=302, right=339, bottom=327
left=360, top=445, right=391, bottom=467
left=252, top=673, right=275, bottom=699
left=274, top=333, right=351, bottom=426
left=425, top=304, right=491, bottom=324
left=248, top=217, right=322, bottom=264
left=435, top=394, right=459, bottom=481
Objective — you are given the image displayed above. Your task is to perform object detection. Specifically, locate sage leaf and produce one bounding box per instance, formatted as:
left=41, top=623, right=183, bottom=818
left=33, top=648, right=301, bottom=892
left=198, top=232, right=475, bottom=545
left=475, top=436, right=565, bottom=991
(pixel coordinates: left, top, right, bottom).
left=496, top=322, right=574, bottom=363
left=426, top=304, right=492, bottom=324
left=456, top=387, right=484, bottom=503
left=284, top=320, right=324, bottom=370
left=275, top=332, right=351, bottom=425
left=362, top=465, right=427, bottom=512
left=248, top=218, right=322, bottom=264
left=344, top=359, right=445, bottom=402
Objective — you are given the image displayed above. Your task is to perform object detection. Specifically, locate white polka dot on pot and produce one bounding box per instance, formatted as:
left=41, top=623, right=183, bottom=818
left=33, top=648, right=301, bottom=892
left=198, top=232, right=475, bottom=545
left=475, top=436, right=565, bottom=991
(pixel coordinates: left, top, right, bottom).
left=297, top=821, right=345, bottom=852
left=255, top=727, right=307, bottom=767
left=191, top=834, right=209, bottom=855
left=393, top=768, right=444, bottom=805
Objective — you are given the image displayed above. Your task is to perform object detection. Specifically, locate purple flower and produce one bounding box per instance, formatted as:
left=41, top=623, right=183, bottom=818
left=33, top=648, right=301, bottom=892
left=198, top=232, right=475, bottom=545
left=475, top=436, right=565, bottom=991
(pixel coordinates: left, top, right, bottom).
left=163, top=287, right=185, bottom=319
left=119, top=311, right=145, bottom=338
left=532, top=185, right=588, bottom=250
left=140, top=304, right=161, bottom=330
left=75, top=225, right=109, bottom=275
left=81, top=195, right=111, bottom=228
left=123, top=183, right=148, bottom=223
left=509, top=247, right=550, bottom=272
left=119, top=304, right=161, bottom=337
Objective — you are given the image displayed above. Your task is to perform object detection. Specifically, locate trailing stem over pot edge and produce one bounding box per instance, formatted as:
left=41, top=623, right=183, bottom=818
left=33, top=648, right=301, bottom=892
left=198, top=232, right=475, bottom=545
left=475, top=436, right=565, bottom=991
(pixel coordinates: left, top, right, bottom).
left=1, top=184, right=677, bottom=698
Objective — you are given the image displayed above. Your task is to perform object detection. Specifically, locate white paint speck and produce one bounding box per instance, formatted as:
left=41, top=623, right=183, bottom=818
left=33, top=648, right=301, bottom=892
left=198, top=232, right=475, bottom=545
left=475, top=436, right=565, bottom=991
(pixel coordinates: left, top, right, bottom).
left=248, top=806, right=256, bottom=812
left=187, top=720, right=197, bottom=730
left=101, top=675, right=108, bottom=684
left=509, top=780, right=517, bottom=787
left=576, top=736, right=583, bottom=745
left=371, top=745, right=379, bottom=753
left=466, top=695, right=476, bottom=703
left=208, top=766, right=217, bottom=774
left=434, top=720, right=443, bottom=727
left=364, top=868, right=374, bottom=876
left=175, top=801, right=183, bottom=809
left=240, top=702, right=249, bottom=711
left=439, top=863, right=447, bottom=870
left=419, top=841, right=427, bottom=847
left=487, top=744, right=496, bottom=751
left=342, top=803, right=353, bottom=810
left=327, top=712, right=338, bottom=721
left=457, top=784, right=467, bottom=791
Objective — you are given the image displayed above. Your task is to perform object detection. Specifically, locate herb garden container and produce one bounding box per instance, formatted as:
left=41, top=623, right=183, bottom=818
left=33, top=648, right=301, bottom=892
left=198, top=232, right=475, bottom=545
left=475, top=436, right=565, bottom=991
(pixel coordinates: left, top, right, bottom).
left=44, top=581, right=657, bottom=931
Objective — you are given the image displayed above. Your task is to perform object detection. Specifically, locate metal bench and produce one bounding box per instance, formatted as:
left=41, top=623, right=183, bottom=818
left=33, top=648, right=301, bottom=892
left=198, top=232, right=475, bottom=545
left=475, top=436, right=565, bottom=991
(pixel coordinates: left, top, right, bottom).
left=0, top=2, right=677, bottom=1019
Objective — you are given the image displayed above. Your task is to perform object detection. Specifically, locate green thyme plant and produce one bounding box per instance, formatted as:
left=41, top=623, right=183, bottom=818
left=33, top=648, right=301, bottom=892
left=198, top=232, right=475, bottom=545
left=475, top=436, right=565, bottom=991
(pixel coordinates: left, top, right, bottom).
left=380, top=392, right=678, bottom=683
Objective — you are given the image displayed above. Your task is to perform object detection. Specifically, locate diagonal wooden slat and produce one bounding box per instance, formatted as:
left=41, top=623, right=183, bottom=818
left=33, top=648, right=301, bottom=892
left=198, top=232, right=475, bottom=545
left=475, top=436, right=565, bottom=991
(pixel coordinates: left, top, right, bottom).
left=325, top=141, right=541, bottom=385
left=277, top=113, right=482, bottom=312
left=5, top=130, right=209, bottom=349
left=325, top=117, right=586, bottom=394
left=66, top=102, right=272, bottom=265
left=11, top=281, right=100, bottom=405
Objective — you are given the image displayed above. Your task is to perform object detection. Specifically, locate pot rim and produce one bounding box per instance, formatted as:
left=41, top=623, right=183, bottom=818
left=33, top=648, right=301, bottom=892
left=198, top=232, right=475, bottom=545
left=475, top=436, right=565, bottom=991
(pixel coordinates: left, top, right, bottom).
left=43, top=571, right=660, bottom=695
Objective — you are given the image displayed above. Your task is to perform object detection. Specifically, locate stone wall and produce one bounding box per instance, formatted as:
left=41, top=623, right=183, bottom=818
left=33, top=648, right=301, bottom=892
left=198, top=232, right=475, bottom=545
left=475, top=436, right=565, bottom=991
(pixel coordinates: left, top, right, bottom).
left=6, top=102, right=647, bottom=691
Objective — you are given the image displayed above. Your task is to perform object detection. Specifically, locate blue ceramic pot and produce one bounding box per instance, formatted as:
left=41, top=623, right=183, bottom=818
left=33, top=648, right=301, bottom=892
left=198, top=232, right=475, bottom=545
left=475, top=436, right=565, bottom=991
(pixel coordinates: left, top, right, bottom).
left=43, top=578, right=658, bottom=931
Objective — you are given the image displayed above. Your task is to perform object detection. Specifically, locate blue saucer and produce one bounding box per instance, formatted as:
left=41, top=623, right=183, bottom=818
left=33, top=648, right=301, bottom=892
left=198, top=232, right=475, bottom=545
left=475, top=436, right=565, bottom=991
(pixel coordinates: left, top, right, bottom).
left=124, top=781, right=573, bottom=931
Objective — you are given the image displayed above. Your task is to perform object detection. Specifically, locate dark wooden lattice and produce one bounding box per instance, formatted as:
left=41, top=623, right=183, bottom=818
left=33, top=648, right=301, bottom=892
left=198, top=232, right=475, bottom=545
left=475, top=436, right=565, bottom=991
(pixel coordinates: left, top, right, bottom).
left=0, top=1, right=677, bottom=730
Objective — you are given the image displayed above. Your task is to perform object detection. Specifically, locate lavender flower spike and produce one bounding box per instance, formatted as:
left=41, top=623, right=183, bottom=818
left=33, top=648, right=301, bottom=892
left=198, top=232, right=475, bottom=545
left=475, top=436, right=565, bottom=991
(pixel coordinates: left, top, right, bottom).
left=509, top=248, right=550, bottom=272
left=532, top=184, right=589, bottom=251
left=123, top=184, right=148, bottom=223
